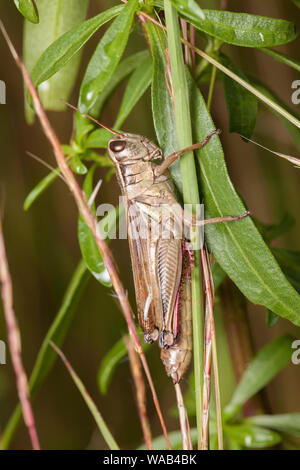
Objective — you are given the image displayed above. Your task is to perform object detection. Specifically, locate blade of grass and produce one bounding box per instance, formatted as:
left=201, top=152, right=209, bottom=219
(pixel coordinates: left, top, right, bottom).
left=51, top=342, right=119, bottom=450
left=164, top=1, right=204, bottom=449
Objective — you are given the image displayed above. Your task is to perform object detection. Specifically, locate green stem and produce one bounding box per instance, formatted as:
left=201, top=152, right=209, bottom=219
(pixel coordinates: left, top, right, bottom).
left=207, top=65, right=217, bottom=111
left=164, top=1, right=204, bottom=449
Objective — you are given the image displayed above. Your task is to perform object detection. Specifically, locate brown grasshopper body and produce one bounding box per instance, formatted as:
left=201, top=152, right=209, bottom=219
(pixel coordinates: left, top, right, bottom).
left=108, top=133, right=193, bottom=383
left=108, top=131, right=249, bottom=383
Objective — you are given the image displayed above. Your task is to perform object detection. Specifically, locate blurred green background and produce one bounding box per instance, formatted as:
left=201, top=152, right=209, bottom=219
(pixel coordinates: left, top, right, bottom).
left=0, top=0, right=299, bottom=449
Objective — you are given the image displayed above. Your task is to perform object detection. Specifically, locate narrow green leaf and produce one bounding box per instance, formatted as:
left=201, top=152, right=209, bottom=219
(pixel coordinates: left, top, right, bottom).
left=97, top=337, right=128, bottom=395
left=78, top=166, right=125, bottom=286
left=76, top=50, right=149, bottom=144
left=292, top=0, right=300, bottom=8
left=169, top=2, right=298, bottom=47
left=85, top=129, right=114, bottom=149
left=145, top=22, right=181, bottom=189
left=0, top=260, right=90, bottom=449
left=70, top=154, right=87, bottom=175
left=246, top=413, right=300, bottom=437
left=272, top=248, right=300, bottom=294
left=97, top=331, right=150, bottom=395
left=261, top=48, right=300, bottom=73
left=24, top=0, right=90, bottom=116
left=265, top=213, right=295, bottom=242
left=225, top=423, right=281, bottom=449
left=88, top=50, right=149, bottom=121
left=114, top=55, right=152, bottom=129
left=79, top=0, right=139, bottom=112
left=164, top=2, right=205, bottom=450
left=221, top=55, right=257, bottom=138
left=266, top=309, right=280, bottom=328
left=31, top=5, right=124, bottom=88
left=212, top=263, right=226, bottom=291
left=24, top=167, right=61, bottom=211
left=188, top=74, right=300, bottom=326
left=14, top=0, right=39, bottom=23
left=78, top=165, right=115, bottom=286
left=53, top=344, right=119, bottom=450
left=224, top=335, right=295, bottom=420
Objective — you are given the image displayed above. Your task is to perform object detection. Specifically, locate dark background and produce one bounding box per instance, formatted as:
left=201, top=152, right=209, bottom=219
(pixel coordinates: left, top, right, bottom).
left=0, top=0, right=299, bottom=449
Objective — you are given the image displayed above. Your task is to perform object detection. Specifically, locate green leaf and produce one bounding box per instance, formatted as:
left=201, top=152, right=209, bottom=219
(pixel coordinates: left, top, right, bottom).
left=97, top=331, right=150, bottom=395
left=225, top=423, right=281, bottom=449
left=31, top=5, right=124, bottom=89
left=88, top=50, right=149, bottom=121
left=79, top=0, right=139, bottom=112
left=24, top=167, right=61, bottom=211
left=212, top=263, right=226, bottom=291
left=23, top=0, right=90, bottom=117
left=70, top=154, right=88, bottom=175
left=75, top=50, right=149, bottom=144
left=261, top=48, right=300, bottom=73
left=53, top=344, right=119, bottom=450
left=292, top=0, right=300, bottom=8
left=224, top=335, right=295, bottom=420
left=246, top=413, right=300, bottom=437
left=272, top=248, right=300, bottom=294
left=221, top=55, right=257, bottom=138
left=97, top=337, right=128, bottom=395
left=188, top=74, right=300, bottom=326
left=265, top=213, right=295, bottom=242
left=86, top=130, right=114, bottom=149
left=266, top=309, right=280, bottom=328
left=145, top=21, right=181, bottom=190
left=78, top=166, right=110, bottom=286
left=114, top=55, right=152, bottom=129
left=78, top=166, right=125, bottom=286
left=14, top=0, right=39, bottom=23
left=169, top=2, right=298, bottom=47
left=0, top=260, right=90, bottom=449
left=85, top=129, right=114, bottom=149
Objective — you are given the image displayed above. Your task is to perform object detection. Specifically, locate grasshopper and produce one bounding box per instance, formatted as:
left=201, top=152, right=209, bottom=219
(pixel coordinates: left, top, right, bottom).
left=107, top=130, right=250, bottom=383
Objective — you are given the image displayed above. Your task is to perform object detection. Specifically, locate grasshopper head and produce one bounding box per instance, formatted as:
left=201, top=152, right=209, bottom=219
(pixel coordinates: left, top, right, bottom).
left=108, top=133, right=162, bottom=164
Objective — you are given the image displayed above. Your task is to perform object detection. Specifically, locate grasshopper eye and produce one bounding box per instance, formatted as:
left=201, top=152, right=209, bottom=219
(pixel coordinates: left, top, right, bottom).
left=109, top=140, right=126, bottom=153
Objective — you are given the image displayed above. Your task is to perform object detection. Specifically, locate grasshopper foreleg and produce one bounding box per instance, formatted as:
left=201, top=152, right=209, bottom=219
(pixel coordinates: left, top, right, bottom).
left=155, top=129, right=221, bottom=177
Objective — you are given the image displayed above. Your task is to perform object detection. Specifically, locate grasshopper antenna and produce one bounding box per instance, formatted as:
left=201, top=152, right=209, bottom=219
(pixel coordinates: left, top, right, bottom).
left=62, top=100, right=122, bottom=137
left=26, top=151, right=67, bottom=183
left=240, top=134, right=300, bottom=168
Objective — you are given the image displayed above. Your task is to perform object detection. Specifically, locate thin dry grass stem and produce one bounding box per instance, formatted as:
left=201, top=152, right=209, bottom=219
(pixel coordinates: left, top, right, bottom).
left=201, top=298, right=212, bottom=450
left=180, top=19, right=189, bottom=65
left=189, top=25, right=196, bottom=73
left=0, top=218, right=40, bottom=450
left=221, top=0, right=228, bottom=10
left=125, top=337, right=152, bottom=450
left=0, top=21, right=171, bottom=451
left=139, top=354, right=171, bottom=449
left=201, top=248, right=223, bottom=450
left=174, top=383, right=192, bottom=450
